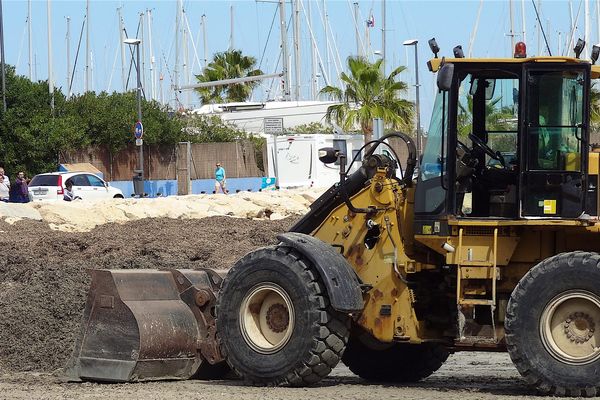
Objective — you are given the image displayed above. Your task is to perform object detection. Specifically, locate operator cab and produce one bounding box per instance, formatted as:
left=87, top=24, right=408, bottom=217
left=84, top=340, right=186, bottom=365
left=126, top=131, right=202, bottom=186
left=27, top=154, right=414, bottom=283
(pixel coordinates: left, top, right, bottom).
left=415, top=42, right=591, bottom=231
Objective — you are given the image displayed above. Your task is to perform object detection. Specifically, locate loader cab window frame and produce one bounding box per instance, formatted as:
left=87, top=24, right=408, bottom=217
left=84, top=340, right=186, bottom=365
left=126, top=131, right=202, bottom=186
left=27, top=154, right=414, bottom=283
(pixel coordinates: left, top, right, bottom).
left=520, top=64, right=590, bottom=218
left=450, top=65, right=522, bottom=219
left=415, top=89, right=450, bottom=217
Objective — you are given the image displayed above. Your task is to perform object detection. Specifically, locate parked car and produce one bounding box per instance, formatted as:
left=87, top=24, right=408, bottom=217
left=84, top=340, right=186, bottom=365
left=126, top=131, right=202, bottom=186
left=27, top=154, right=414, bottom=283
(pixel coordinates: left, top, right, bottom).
left=29, top=172, right=124, bottom=201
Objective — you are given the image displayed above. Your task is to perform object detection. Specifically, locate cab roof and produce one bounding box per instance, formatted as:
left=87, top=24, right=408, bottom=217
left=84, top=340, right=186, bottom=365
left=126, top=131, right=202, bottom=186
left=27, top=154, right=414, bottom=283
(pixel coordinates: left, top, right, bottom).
left=427, top=56, right=600, bottom=78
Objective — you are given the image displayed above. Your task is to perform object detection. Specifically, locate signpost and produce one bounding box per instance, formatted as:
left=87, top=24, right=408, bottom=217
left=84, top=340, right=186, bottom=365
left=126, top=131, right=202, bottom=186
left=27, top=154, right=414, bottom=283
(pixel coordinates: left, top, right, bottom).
left=264, top=117, right=284, bottom=187
left=134, top=121, right=144, bottom=141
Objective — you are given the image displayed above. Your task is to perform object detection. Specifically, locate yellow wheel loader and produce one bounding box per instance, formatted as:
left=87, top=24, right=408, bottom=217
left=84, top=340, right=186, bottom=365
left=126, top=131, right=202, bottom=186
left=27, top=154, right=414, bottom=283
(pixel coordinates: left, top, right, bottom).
left=69, top=41, right=600, bottom=397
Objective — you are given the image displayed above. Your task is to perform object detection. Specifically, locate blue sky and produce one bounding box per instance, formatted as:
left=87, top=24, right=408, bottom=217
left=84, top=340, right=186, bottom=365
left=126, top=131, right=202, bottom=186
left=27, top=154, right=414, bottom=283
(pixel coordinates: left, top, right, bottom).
left=2, top=0, right=598, bottom=120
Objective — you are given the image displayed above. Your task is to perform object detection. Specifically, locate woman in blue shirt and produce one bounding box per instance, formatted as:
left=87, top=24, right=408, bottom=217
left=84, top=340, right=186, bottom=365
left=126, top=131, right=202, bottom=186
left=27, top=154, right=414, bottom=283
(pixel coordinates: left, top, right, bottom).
left=214, top=162, right=227, bottom=194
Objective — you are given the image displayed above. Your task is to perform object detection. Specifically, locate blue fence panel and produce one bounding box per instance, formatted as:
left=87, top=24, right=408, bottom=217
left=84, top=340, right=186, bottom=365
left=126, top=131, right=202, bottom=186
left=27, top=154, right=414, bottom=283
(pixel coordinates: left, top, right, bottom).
left=110, top=177, right=274, bottom=197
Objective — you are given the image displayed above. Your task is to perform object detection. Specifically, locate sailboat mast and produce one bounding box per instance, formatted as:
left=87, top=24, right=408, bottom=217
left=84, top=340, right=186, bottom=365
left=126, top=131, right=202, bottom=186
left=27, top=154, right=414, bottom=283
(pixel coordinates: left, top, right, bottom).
left=147, top=9, right=155, bottom=101
left=229, top=5, right=234, bottom=50
left=174, top=0, right=181, bottom=94
left=28, top=0, right=32, bottom=80
left=279, top=0, right=291, bottom=101
left=47, top=0, right=54, bottom=111
left=354, top=2, right=360, bottom=56
left=201, top=14, right=207, bottom=70
left=324, top=0, right=331, bottom=83
left=118, top=7, right=125, bottom=91
left=468, top=0, right=483, bottom=57
left=85, top=0, right=90, bottom=91
left=293, top=0, right=301, bottom=101
left=140, top=12, right=146, bottom=97
left=308, top=0, right=317, bottom=99
left=521, top=0, right=527, bottom=43
left=537, top=0, right=541, bottom=55
left=585, top=0, right=590, bottom=58
left=365, top=11, right=371, bottom=59
left=382, top=0, right=386, bottom=73
left=66, top=16, right=70, bottom=96
left=183, top=10, right=189, bottom=107
left=509, top=0, right=515, bottom=54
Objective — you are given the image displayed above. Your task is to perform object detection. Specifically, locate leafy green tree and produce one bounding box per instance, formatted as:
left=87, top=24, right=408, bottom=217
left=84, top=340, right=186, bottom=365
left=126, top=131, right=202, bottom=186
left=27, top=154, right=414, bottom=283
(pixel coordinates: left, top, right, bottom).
left=0, top=65, right=85, bottom=174
left=65, top=91, right=184, bottom=154
left=195, top=50, right=263, bottom=104
left=319, top=56, right=414, bottom=146
left=286, top=122, right=334, bottom=134
left=183, top=115, right=247, bottom=142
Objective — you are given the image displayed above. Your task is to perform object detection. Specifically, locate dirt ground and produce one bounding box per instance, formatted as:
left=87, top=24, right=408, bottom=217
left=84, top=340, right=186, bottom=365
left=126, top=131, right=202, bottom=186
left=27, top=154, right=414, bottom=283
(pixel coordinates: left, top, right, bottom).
left=0, top=217, right=562, bottom=399
left=0, top=353, right=540, bottom=400
left=0, top=217, right=293, bottom=373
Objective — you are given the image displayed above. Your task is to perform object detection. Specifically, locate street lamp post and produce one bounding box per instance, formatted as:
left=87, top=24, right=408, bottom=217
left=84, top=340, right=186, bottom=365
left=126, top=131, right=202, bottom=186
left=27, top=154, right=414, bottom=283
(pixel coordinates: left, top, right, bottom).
left=403, top=39, right=421, bottom=169
left=124, top=38, right=144, bottom=196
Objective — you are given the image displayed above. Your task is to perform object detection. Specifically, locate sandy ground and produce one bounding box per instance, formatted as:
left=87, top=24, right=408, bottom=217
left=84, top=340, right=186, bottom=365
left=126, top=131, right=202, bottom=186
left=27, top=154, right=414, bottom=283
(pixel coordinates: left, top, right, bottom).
left=0, top=353, right=544, bottom=400
left=0, top=189, right=325, bottom=232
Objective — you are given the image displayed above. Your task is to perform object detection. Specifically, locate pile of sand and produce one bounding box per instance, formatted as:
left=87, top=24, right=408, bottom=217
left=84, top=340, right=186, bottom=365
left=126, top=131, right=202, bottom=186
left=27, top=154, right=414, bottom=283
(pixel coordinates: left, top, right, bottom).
left=0, top=188, right=325, bottom=232
left=0, top=216, right=296, bottom=373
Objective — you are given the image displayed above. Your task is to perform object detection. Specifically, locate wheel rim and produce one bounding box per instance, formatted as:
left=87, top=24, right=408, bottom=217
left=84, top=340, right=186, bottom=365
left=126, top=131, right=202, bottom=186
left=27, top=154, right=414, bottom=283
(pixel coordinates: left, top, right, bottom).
left=540, top=290, right=600, bottom=365
left=239, top=283, right=295, bottom=354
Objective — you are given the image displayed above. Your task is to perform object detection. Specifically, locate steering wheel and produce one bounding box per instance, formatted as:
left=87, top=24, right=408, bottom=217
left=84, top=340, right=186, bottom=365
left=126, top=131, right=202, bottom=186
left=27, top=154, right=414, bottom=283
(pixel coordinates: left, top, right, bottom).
left=468, top=133, right=505, bottom=167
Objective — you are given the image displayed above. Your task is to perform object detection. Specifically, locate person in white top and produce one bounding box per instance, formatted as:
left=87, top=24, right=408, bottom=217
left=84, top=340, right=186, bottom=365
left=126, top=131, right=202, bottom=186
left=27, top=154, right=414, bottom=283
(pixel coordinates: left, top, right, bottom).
left=0, top=167, right=10, bottom=201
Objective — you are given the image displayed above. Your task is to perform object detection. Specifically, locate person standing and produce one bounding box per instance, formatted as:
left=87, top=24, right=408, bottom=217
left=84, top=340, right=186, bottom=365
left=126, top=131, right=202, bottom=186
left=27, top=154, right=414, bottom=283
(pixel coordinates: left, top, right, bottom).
left=214, top=162, right=228, bottom=194
left=9, top=171, right=30, bottom=203
left=0, top=167, right=10, bottom=202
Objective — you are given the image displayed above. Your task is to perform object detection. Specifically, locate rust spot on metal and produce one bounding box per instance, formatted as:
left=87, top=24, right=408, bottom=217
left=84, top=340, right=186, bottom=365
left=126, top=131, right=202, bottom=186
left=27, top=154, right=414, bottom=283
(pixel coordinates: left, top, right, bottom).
left=373, top=289, right=383, bottom=300
left=195, top=290, right=211, bottom=307
left=357, top=314, right=366, bottom=325
left=266, top=303, right=289, bottom=333
left=249, top=303, right=261, bottom=314
left=342, top=225, right=352, bottom=238
left=391, top=288, right=399, bottom=297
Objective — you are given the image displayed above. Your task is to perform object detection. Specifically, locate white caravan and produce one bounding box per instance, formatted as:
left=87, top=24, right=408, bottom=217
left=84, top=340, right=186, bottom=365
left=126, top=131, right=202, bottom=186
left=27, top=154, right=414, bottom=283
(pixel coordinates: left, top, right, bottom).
left=266, top=134, right=364, bottom=188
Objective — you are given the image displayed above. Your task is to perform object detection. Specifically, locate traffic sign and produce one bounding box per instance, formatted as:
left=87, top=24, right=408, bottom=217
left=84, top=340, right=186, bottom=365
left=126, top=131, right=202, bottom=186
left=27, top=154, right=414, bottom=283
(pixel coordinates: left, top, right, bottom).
left=134, top=121, right=144, bottom=139
left=136, top=138, right=143, bottom=146
left=264, top=117, right=284, bottom=135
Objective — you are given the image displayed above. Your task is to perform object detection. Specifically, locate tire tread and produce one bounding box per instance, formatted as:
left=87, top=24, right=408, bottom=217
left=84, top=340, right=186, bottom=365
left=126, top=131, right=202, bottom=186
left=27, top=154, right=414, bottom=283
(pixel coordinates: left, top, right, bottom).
left=505, top=251, right=600, bottom=398
left=216, top=245, right=350, bottom=387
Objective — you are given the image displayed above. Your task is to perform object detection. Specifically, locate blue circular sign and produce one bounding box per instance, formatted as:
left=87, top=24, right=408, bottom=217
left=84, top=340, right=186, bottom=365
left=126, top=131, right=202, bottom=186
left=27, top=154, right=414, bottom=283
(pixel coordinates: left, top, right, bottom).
left=134, top=121, right=144, bottom=139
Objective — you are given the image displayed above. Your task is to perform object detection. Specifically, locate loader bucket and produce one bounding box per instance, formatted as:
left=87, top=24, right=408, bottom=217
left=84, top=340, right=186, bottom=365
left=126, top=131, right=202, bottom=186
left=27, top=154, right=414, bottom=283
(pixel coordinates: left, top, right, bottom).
left=67, top=269, right=204, bottom=382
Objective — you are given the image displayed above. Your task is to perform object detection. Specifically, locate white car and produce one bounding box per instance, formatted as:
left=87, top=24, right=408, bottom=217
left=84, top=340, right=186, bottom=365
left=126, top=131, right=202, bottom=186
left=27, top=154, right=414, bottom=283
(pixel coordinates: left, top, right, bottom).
left=29, top=172, right=124, bottom=201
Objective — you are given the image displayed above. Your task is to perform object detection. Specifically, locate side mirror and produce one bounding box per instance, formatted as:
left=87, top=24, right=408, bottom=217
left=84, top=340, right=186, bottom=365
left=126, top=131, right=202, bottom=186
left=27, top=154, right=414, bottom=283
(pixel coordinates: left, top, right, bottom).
left=318, top=147, right=340, bottom=164
left=437, top=63, right=454, bottom=92
left=469, top=78, right=496, bottom=100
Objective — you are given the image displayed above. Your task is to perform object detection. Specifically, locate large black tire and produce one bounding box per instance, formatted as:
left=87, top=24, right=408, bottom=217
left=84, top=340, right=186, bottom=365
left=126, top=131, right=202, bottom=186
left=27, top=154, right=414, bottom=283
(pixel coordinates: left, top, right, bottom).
left=216, top=246, right=350, bottom=386
left=505, top=252, right=600, bottom=397
left=342, top=332, right=449, bottom=382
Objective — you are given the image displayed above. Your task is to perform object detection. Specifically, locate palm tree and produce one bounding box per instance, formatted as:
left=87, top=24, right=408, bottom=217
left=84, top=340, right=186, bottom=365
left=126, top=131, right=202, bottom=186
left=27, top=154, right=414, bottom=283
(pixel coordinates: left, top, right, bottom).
left=319, top=56, right=414, bottom=146
left=195, top=50, right=263, bottom=104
